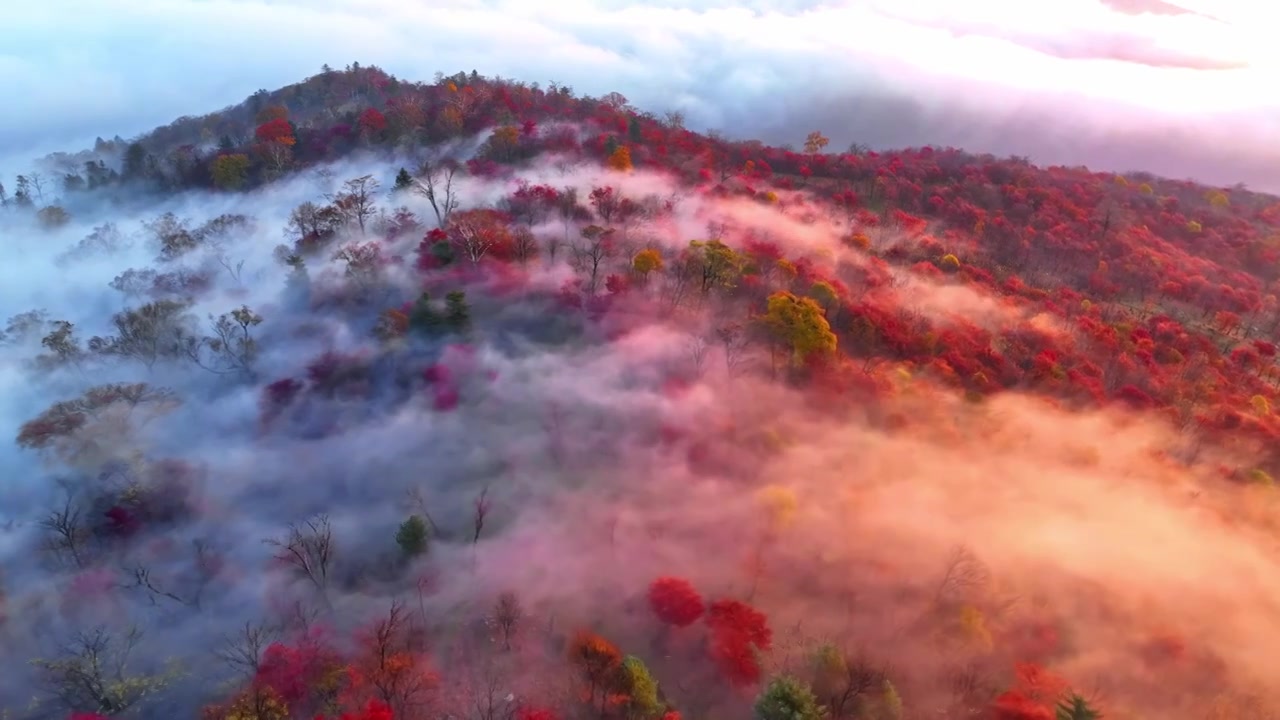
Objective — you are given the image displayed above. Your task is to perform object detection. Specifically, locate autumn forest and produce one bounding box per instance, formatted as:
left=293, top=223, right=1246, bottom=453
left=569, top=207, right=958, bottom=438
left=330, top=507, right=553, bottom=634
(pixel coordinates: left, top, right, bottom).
left=3, top=64, right=1280, bottom=720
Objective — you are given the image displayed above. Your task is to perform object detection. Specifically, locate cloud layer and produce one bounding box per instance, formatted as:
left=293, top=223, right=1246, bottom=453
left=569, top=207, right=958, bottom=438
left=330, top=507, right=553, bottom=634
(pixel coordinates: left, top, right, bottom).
left=4, top=147, right=1280, bottom=716
left=2, top=0, right=1278, bottom=189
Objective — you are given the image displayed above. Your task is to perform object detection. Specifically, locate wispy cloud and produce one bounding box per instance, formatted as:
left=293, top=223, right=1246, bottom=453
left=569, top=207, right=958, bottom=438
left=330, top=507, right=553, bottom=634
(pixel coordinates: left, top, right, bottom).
left=1, top=0, right=1277, bottom=188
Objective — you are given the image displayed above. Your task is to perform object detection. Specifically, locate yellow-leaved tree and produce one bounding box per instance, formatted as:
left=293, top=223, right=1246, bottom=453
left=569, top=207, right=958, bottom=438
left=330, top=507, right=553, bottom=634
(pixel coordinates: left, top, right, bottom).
left=1250, top=395, right=1270, bottom=416
left=760, top=291, right=837, bottom=370
left=803, top=131, right=829, bottom=154
left=485, top=125, right=521, bottom=162
left=212, top=153, right=251, bottom=191
left=957, top=604, right=994, bottom=651
left=757, top=484, right=798, bottom=533
left=632, top=248, right=664, bottom=278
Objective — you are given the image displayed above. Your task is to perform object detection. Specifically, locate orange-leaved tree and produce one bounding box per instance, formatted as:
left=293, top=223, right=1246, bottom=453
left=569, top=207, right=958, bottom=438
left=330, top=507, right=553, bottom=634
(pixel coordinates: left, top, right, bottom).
left=345, top=601, right=438, bottom=717
left=567, top=630, right=623, bottom=715
left=607, top=145, right=633, bottom=172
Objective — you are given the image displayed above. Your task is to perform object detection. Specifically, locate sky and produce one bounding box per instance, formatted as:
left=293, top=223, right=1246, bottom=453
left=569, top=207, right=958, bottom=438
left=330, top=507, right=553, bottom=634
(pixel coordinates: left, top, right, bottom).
left=1, top=0, right=1278, bottom=189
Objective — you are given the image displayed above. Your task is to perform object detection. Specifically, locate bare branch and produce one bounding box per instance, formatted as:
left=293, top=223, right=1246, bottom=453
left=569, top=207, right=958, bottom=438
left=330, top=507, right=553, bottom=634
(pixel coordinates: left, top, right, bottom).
left=39, top=483, right=91, bottom=569
left=214, top=621, right=280, bottom=678
left=472, top=487, right=491, bottom=546
left=121, top=539, right=219, bottom=610
left=488, top=591, right=523, bottom=651
left=933, top=545, right=990, bottom=607
left=32, top=626, right=174, bottom=716
left=412, top=156, right=460, bottom=229
left=265, top=515, right=335, bottom=606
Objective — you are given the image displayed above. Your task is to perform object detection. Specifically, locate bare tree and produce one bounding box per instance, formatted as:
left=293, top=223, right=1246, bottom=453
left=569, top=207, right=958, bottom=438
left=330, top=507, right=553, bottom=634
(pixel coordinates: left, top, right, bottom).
left=554, top=186, right=584, bottom=260
left=57, top=222, right=130, bottom=265
left=282, top=599, right=322, bottom=636
left=1, top=308, right=48, bottom=345
left=145, top=212, right=200, bottom=262
left=363, top=600, right=437, bottom=715
left=109, top=268, right=159, bottom=300
left=188, top=305, right=263, bottom=378
left=32, top=627, right=175, bottom=716
left=261, top=141, right=292, bottom=177
left=329, top=174, right=381, bottom=234
left=39, top=482, right=91, bottom=568
left=716, top=322, right=750, bottom=378
left=35, top=320, right=86, bottom=371
left=685, top=333, right=709, bottom=377
left=454, top=644, right=518, bottom=720
left=206, top=240, right=246, bottom=286
left=122, top=539, right=220, bottom=610
left=191, top=213, right=253, bottom=277
left=933, top=545, right=990, bottom=608
left=285, top=200, right=344, bottom=248
left=412, top=155, right=460, bottom=229
left=489, top=591, right=523, bottom=651
left=214, top=621, right=280, bottom=679
left=511, top=226, right=538, bottom=264
left=88, top=300, right=198, bottom=371
left=332, top=241, right=386, bottom=291
left=266, top=515, right=335, bottom=606
left=572, top=225, right=616, bottom=295
left=472, top=487, right=491, bottom=546
left=312, top=167, right=336, bottom=193
left=16, top=383, right=181, bottom=462
left=945, top=661, right=998, bottom=717
left=814, top=650, right=889, bottom=719
left=27, top=171, right=47, bottom=204
left=123, top=565, right=187, bottom=607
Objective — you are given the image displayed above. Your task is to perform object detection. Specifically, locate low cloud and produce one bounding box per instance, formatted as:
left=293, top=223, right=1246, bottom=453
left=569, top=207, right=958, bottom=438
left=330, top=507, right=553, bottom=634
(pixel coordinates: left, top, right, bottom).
left=2, top=141, right=1280, bottom=716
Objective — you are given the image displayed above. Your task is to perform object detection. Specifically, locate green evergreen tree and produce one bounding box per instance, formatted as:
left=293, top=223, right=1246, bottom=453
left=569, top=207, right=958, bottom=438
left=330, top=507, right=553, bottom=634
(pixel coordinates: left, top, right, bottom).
left=284, top=256, right=311, bottom=308
left=13, top=176, right=33, bottom=209
left=393, top=167, right=414, bottom=193
left=123, top=142, right=148, bottom=178
left=445, top=291, right=471, bottom=332
left=628, top=116, right=643, bottom=143
left=409, top=292, right=442, bottom=335
left=430, top=240, right=455, bottom=267
left=754, top=676, right=823, bottom=720
left=1056, top=693, right=1101, bottom=720
left=395, top=515, right=429, bottom=558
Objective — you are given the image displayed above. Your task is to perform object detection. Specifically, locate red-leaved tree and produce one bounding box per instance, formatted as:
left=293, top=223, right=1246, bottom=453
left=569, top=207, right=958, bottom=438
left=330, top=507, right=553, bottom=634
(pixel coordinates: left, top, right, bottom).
left=647, top=577, right=705, bottom=628
left=255, top=118, right=296, bottom=146
left=704, top=599, right=772, bottom=687
left=358, top=108, right=388, bottom=135
left=990, top=662, right=1068, bottom=720
left=515, top=708, right=558, bottom=720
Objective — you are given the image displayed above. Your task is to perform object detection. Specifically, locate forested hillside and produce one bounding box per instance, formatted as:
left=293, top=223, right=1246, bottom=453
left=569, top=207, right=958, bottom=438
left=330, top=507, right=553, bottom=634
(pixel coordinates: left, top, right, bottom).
left=2, top=64, right=1280, bottom=720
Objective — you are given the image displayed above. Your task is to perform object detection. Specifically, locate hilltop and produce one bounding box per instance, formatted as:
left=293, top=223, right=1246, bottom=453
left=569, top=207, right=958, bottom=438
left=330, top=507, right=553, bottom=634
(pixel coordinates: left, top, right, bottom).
left=2, top=64, right=1280, bottom=720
